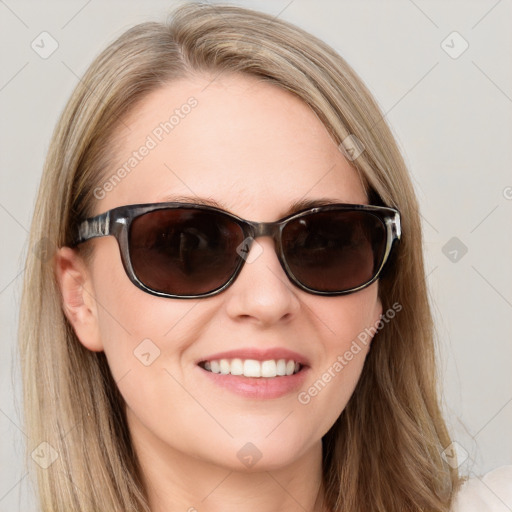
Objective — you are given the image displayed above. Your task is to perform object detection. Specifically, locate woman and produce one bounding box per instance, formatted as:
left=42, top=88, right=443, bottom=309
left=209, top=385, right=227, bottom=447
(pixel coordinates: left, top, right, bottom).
left=18, top=3, right=511, bottom=511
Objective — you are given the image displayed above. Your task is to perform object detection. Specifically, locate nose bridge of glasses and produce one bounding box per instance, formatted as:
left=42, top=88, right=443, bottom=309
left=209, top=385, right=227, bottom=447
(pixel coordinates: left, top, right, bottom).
left=248, top=220, right=282, bottom=242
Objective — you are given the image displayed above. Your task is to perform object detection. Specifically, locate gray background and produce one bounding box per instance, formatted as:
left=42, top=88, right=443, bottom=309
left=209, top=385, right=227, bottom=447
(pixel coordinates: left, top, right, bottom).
left=1, top=1, right=511, bottom=510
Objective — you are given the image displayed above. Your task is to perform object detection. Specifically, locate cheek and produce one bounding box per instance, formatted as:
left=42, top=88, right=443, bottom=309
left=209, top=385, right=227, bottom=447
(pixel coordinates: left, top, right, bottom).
left=88, top=240, right=224, bottom=448
left=89, top=238, right=203, bottom=381
left=90, top=250, right=216, bottom=458
left=297, top=285, right=381, bottom=433
left=315, top=284, right=382, bottom=347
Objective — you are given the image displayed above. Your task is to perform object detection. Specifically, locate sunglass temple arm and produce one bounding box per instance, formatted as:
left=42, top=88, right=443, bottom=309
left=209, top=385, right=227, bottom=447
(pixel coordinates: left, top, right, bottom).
left=74, top=211, right=111, bottom=245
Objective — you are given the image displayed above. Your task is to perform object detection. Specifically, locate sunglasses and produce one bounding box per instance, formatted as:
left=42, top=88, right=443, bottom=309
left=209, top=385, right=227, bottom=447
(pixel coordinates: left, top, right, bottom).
left=72, top=202, right=401, bottom=298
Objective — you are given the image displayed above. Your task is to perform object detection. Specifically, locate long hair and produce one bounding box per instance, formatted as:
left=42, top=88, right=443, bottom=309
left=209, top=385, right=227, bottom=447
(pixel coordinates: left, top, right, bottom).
left=18, top=2, right=462, bottom=510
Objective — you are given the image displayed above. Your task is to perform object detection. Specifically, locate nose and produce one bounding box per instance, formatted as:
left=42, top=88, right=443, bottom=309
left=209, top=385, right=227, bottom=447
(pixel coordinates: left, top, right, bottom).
left=223, top=236, right=301, bottom=326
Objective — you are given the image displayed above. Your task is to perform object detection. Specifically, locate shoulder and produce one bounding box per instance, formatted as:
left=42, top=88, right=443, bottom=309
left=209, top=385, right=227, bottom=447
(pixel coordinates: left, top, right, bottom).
left=451, top=465, right=512, bottom=512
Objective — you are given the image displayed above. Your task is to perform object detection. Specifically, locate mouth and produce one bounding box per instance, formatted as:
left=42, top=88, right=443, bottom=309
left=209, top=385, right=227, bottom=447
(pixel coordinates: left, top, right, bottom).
left=198, top=358, right=304, bottom=378
left=196, top=349, right=310, bottom=399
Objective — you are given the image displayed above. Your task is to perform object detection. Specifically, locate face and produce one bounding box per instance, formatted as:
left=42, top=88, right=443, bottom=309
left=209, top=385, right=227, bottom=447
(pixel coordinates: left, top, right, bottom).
left=57, top=73, right=382, bottom=475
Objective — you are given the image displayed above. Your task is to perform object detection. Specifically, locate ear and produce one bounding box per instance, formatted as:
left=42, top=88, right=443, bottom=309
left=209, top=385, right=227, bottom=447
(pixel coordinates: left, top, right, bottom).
left=54, top=246, right=103, bottom=352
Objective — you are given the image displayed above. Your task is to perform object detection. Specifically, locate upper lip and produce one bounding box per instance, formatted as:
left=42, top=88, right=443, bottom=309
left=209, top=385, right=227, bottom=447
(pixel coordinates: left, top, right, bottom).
left=197, top=348, right=310, bottom=366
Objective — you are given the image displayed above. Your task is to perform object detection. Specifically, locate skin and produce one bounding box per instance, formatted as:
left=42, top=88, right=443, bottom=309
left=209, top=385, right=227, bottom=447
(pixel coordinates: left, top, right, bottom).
left=55, top=72, right=383, bottom=512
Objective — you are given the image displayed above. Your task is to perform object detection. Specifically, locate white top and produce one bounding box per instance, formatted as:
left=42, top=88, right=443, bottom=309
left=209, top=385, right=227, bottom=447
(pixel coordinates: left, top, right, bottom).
left=451, top=466, right=512, bottom=511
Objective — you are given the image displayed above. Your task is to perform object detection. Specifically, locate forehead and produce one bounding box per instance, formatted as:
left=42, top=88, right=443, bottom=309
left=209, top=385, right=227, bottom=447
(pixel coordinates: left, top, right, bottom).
left=97, top=73, right=368, bottom=219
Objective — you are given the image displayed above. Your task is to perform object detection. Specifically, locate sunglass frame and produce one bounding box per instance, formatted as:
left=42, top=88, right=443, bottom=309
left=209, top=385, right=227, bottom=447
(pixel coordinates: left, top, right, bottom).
left=72, top=202, right=401, bottom=298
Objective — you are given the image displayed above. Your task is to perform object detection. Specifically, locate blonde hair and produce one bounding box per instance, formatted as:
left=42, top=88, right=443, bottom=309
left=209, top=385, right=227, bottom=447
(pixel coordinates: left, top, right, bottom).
left=19, top=2, right=462, bottom=510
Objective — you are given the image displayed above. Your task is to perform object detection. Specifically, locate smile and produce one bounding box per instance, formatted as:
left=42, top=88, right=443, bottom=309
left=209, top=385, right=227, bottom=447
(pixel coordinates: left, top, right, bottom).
left=199, top=358, right=302, bottom=378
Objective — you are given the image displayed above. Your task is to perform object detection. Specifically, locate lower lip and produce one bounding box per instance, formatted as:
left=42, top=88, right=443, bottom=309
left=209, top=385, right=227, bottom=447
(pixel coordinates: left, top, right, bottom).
left=198, top=365, right=309, bottom=399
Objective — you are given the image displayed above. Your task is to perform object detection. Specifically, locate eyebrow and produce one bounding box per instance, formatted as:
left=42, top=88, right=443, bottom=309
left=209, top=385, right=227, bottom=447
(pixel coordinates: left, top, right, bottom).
left=157, top=194, right=349, bottom=217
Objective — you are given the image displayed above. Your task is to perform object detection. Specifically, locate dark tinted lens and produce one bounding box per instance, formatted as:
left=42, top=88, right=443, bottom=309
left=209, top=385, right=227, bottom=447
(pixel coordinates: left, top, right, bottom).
left=281, top=210, right=387, bottom=292
left=129, top=208, right=245, bottom=295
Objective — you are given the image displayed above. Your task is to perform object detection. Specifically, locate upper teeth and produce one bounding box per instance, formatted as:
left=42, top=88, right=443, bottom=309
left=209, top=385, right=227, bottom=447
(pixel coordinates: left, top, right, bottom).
left=202, top=359, right=301, bottom=378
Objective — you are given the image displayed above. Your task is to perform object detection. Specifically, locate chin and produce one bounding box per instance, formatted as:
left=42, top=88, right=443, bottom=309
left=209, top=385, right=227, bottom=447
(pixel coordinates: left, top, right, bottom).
left=206, top=435, right=316, bottom=473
